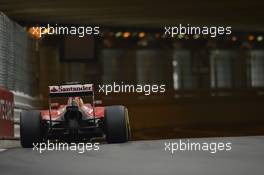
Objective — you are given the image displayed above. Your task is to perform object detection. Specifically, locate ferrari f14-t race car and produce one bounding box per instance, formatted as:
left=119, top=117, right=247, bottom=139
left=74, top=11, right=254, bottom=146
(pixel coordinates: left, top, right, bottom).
left=20, top=83, right=131, bottom=148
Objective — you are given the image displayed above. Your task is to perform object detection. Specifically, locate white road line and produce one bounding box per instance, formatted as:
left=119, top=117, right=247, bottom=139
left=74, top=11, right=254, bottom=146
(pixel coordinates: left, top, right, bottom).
left=0, top=148, right=6, bottom=152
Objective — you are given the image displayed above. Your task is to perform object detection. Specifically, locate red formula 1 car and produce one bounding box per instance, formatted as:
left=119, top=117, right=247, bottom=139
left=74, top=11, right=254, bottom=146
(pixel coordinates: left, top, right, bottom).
left=20, top=83, right=131, bottom=148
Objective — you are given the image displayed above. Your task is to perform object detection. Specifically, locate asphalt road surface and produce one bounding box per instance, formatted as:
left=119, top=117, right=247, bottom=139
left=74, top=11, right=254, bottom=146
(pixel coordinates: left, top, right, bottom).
left=0, top=136, right=263, bottom=175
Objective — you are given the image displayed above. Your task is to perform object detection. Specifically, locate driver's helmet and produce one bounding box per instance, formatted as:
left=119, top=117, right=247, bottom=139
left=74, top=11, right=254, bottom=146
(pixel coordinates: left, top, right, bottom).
left=68, top=97, right=84, bottom=107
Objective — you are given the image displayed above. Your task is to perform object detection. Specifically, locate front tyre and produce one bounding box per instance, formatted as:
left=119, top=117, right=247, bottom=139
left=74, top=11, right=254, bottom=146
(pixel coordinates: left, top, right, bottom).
left=105, top=105, right=130, bottom=143
left=20, top=110, right=42, bottom=148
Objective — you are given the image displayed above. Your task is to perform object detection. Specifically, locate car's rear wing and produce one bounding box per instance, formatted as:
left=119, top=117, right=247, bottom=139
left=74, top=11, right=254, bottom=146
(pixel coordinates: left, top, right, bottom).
left=48, top=84, right=94, bottom=97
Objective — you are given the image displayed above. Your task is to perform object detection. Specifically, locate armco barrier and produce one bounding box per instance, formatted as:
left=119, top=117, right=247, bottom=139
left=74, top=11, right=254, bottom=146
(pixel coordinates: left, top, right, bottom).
left=12, top=91, right=37, bottom=138
left=0, top=87, right=14, bottom=139
left=0, top=88, right=37, bottom=140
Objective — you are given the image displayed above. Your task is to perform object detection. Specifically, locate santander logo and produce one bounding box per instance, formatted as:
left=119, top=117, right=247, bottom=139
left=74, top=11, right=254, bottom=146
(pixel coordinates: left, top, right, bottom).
left=49, top=84, right=93, bottom=93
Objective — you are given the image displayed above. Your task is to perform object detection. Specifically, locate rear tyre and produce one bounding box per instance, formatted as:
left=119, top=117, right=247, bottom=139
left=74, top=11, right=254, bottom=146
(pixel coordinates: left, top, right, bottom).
left=20, top=110, right=42, bottom=148
left=105, top=105, right=130, bottom=143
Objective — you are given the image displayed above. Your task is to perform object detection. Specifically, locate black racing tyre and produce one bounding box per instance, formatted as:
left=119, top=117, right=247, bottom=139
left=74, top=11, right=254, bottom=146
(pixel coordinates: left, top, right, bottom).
left=20, top=110, right=42, bottom=148
left=105, top=105, right=130, bottom=143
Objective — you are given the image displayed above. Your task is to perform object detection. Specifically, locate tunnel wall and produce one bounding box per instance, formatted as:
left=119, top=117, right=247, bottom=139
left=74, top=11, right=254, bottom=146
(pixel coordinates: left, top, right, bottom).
left=100, top=92, right=264, bottom=140
left=129, top=99, right=264, bottom=139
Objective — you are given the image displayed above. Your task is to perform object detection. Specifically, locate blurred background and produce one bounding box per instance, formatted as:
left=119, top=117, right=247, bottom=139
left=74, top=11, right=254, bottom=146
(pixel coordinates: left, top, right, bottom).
left=0, top=0, right=264, bottom=140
